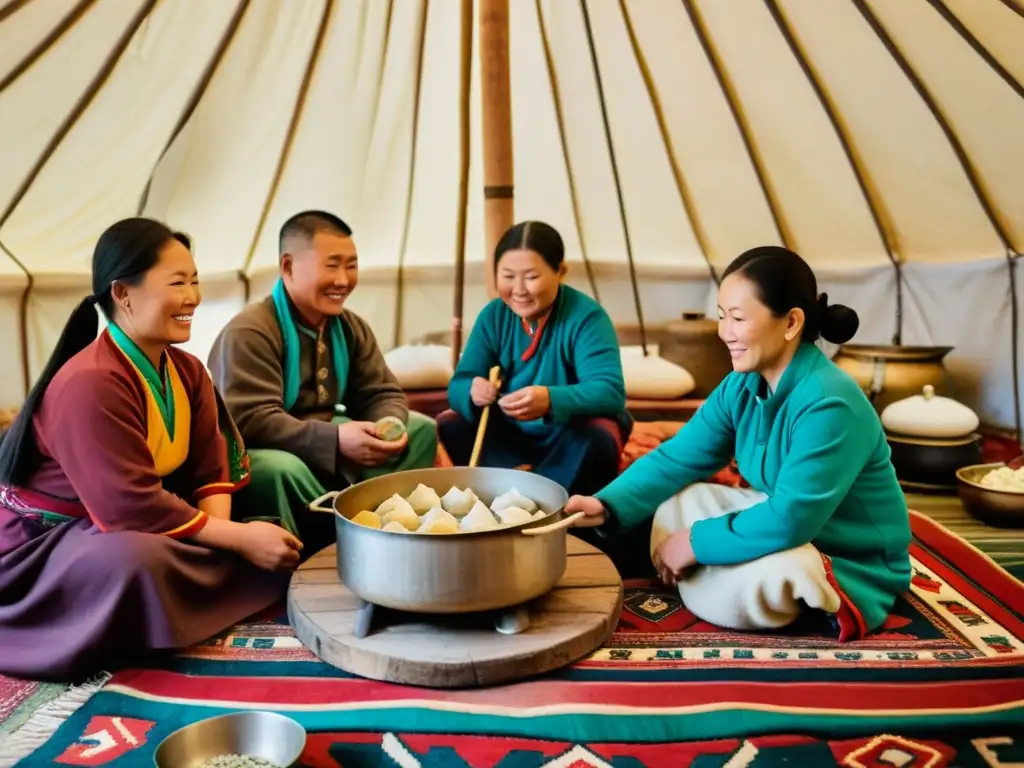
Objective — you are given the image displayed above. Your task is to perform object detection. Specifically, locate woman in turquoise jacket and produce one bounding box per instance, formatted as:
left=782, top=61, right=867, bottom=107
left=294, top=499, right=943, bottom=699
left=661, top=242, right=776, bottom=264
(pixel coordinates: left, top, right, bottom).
left=439, top=221, right=632, bottom=497
left=567, top=246, right=912, bottom=640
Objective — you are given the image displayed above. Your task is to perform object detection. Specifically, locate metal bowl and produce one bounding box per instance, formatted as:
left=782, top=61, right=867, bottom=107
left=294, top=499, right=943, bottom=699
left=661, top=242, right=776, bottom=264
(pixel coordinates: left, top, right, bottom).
left=153, top=710, right=306, bottom=768
left=308, top=467, right=575, bottom=613
left=956, top=463, right=1024, bottom=529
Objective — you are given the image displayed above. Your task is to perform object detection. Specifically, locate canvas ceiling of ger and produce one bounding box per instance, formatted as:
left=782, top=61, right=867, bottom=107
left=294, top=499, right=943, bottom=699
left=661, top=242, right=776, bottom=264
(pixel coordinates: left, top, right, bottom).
left=0, top=0, right=1021, bottom=431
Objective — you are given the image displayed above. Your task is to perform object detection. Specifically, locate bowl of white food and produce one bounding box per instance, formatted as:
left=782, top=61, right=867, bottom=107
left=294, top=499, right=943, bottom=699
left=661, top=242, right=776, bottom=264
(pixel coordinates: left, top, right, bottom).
left=956, top=461, right=1024, bottom=528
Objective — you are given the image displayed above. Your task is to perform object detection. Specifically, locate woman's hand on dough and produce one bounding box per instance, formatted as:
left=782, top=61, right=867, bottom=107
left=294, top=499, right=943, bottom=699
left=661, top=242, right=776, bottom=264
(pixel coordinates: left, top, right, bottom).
left=564, top=495, right=606, bottom=527
left=499, top=386, right=550, bottom=421
left=653, top=529, right=697, bottom=586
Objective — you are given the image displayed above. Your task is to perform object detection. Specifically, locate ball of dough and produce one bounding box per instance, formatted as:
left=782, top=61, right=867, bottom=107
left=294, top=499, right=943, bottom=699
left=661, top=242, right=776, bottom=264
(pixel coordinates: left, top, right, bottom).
left=375, top=416, right=407, bottom=442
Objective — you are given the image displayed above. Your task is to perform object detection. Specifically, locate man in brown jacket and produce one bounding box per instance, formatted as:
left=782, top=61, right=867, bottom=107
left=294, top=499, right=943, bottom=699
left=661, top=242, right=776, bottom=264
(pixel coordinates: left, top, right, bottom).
left=208, top=210, right=437, bottom=549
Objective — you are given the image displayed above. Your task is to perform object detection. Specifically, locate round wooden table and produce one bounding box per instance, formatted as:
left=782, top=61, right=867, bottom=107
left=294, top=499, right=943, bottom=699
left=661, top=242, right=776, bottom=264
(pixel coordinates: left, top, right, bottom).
left=287, top=535, right=623, bottom=688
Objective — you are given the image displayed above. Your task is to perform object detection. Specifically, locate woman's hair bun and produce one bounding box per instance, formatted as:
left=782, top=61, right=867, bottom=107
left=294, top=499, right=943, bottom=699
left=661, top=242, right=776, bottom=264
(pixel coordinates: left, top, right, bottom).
left=820, top=301, right=859, bottom=345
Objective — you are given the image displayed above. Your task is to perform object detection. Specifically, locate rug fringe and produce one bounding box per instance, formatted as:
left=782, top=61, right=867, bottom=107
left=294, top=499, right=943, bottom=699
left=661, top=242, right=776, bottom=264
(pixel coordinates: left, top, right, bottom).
left=0, top=672, right=110, bottom=768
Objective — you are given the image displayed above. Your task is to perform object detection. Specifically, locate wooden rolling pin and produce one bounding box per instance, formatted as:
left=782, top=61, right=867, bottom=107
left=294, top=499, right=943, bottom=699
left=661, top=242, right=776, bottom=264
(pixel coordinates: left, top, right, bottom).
left=469, top=365, right=501, bottom=468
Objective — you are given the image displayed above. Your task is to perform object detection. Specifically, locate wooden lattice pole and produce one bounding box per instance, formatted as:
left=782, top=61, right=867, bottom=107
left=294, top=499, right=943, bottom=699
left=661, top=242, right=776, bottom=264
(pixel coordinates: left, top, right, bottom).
left=479, top=0, right=513, bottom=300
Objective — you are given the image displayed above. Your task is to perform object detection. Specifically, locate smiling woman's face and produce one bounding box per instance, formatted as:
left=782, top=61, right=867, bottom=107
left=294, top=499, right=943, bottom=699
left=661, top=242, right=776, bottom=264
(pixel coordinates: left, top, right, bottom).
left=496, top=248, right=563, bottom=321
left=120, top=238, right=201, bottom=347
left=716, top=271, right=799, bottom=376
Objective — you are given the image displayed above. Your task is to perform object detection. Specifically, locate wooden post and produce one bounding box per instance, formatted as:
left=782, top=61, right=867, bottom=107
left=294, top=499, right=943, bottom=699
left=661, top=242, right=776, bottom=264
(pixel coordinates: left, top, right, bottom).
left=452, top=0, right=474, bottom=368
left=480, top=0, right=513, bottom=299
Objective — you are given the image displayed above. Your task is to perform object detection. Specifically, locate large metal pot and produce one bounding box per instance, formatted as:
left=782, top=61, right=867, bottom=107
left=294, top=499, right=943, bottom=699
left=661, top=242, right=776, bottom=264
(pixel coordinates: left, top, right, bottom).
left=833, top=344, right=954, bottom=414
left=957, top=462, right=1024, bottom=529
left=308, top=467, right=577, bottom=614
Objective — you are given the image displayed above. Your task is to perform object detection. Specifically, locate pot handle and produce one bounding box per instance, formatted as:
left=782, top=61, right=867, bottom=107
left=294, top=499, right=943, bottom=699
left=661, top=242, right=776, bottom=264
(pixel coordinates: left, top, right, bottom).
left=521, top=510, right=586, bottom=536
left=308, top=491, right=340, bottom=514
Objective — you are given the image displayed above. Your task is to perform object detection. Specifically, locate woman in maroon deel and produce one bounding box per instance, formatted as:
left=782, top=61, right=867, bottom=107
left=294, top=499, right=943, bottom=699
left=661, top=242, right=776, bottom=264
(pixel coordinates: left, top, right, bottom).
left=0, top=218, right=301, bottom=681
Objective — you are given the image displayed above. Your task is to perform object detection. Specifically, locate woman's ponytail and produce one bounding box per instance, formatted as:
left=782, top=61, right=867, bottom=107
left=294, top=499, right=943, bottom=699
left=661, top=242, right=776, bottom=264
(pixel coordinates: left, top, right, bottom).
left=0, top=298, right=100, bottom=485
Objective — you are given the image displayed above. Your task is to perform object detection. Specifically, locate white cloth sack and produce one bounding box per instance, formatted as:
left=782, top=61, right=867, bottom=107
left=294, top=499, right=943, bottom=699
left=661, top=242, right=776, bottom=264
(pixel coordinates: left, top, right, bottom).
left=650, top=482, right=841, bottom=631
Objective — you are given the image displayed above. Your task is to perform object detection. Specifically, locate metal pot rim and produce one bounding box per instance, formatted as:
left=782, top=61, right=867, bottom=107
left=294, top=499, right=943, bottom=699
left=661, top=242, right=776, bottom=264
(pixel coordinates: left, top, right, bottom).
left=334, top=504, right=563, bottom=537
left=320, top=466, right=571, bottom=538
left=837, top=344, right=954, bottom=362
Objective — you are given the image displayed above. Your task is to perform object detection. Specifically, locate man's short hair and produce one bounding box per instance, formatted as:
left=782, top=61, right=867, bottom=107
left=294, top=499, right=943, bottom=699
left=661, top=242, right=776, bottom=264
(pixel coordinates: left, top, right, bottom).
left=279, top=210, right=353, bottom=255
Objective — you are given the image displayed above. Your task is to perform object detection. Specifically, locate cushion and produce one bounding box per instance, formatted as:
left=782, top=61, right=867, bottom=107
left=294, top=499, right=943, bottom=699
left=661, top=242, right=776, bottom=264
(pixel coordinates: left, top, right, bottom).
left=0, top=407, right=18, bottom=433
left=620, top=345, right=696, bottom=400
left=384, top=344, right=454, bottom=390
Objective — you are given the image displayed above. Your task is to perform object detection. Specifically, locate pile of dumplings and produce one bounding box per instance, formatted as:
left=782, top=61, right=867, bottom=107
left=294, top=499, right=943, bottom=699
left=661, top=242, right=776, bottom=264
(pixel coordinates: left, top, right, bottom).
left=349, top=485, right=548, bottom=534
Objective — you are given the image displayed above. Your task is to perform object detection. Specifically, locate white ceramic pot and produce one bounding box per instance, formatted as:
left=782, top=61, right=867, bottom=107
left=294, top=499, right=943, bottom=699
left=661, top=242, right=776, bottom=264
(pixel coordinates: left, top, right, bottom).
left=881, top=384, right=980, bottom=439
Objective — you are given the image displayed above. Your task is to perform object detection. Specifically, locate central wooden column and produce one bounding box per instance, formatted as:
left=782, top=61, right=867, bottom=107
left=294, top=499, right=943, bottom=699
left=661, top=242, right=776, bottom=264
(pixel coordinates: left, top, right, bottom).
left=479, top=0, right=513, bottom=299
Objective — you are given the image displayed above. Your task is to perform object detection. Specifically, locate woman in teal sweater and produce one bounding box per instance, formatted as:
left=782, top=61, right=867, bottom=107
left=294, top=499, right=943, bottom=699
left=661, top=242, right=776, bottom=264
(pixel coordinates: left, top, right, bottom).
left=568, top=246, right=912, bottom=640
left=439, top=221, right=631, bottom=497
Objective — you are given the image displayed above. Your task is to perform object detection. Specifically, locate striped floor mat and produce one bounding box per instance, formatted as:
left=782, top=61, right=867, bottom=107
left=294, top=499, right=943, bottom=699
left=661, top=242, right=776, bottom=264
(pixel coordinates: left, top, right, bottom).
left=907, top=492, right=1024, bottom=571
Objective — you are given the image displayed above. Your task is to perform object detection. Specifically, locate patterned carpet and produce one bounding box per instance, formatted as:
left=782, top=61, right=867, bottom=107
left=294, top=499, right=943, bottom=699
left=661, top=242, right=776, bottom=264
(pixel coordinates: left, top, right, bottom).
left=6, top=511, right=1024, bottom=767
left=0, top=420, right=1021, bottom=767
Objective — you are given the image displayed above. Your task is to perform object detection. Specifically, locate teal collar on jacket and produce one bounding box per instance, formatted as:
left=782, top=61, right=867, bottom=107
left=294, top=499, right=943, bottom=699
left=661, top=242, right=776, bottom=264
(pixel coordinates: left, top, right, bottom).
left=271, top=279, right=350, bottom=412
left=743, top=341, right=822, bottom=399
left=742, top=342, right=825, bottom=439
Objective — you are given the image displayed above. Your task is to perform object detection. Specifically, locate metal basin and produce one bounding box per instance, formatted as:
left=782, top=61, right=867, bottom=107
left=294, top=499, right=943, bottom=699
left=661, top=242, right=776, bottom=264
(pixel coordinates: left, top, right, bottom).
left=956, top=462, right=1024, bottom=529
left=308, top=467, right=576, bottom=614
left=153, top=710, right=306, bottom=767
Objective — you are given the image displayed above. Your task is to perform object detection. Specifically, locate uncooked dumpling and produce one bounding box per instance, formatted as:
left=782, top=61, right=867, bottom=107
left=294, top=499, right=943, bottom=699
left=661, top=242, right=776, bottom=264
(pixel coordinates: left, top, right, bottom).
left=418, top=506, right=460, bottom=534
left=531, top=509, right=547, bottom=521
left=459, top=500, right=500, bottom=532
left=380, top=499, right=420, bottom=531
left=405, top=483, right=442, bottom=514
left=351, top=509, right=382, bottom=529
left=376, top=493, right=416, bottom=518
left=495, top=505, right=534, bottom=527
left=382, top=521, right=409, bottom=533
left=491, top=487, right=537, bottom=514
left=440, top=486, right=478, bottom=517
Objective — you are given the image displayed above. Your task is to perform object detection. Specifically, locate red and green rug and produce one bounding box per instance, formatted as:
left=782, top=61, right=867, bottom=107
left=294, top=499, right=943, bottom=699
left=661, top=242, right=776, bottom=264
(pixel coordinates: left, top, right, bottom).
left=33, top=727, right=1024, bottom=766
left=6, top=511, right=1023, bottom=767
